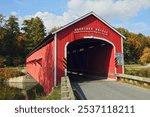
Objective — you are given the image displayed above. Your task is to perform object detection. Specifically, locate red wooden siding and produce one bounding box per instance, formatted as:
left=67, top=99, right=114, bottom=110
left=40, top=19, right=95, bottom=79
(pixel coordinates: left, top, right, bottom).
left=56, top=15, right=123, bottom=82
left=26, top=41, right=54, bottom=94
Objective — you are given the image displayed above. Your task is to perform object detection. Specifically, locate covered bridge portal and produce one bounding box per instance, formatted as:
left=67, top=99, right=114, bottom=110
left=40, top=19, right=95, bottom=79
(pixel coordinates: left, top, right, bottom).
left=26, top=12, right=125, bottom=94
left=67, top=38, right=115, bottom=77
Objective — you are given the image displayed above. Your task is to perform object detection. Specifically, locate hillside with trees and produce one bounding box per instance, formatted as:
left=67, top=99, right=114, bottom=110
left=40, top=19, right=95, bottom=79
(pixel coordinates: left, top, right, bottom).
left=0, top=14, right=150, bottom=67
left=0, top=14, right=46, bottom=67
left=116, top=28, right=150, bottom=65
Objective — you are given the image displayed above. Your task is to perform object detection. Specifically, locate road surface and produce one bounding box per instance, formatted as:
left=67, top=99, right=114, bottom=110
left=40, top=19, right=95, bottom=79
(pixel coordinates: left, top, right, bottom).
left=70, top=75, right=150, bottom=100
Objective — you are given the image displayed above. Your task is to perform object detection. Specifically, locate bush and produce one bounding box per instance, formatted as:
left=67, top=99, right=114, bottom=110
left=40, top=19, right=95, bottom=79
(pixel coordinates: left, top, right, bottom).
left=0, top=56, right=6, bottom=67
left=13, top=56, right=25, bottom=66
left=0, top=68, right=25, bottom=80
left=0, top=56, right=25, bottom=67
left=140, top=47, right=150, bottom=65
left=0, top=84, right=25, bottom=100
left=5, top=56, right=13, bottom=66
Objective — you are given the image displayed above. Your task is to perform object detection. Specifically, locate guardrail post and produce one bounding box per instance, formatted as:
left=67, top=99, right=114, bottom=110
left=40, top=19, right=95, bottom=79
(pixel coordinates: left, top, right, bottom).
left=117, top=73, right=150, bottom=88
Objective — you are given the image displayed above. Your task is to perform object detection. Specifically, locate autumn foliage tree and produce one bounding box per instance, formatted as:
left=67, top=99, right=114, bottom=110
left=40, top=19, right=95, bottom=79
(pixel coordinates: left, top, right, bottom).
left=117, top=28, right=150, bottom=64
left=140, top=47, right=150, bottom=65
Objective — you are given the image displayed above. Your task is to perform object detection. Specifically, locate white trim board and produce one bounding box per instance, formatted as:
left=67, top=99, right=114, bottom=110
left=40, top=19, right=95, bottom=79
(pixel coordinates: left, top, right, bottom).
left=64, top=42, right=69, bottom=76
left=54, top=33, right=57, bottom=86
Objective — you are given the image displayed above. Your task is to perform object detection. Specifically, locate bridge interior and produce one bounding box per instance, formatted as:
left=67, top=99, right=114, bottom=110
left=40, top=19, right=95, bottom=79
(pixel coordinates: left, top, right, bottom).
left=66, top=39, right=150, bottom=100
left=67, top=38, right=115, bottom=78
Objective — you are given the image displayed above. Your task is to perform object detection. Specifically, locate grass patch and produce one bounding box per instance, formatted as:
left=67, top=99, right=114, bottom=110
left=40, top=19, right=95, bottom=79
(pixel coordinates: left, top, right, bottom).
left=125, top=64, right=150, bottom=78
left=0, top=83, right=25, bottom=100
left=36, top=85, right=61, bottom=100
left=125, top=64, right=141, bottom=68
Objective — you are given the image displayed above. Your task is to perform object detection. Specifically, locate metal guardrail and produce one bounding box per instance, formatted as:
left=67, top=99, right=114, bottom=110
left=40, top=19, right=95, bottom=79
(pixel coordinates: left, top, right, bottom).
left=117, top=74, right=150, bottom=86
left=61, top=76, right=75, bottom=100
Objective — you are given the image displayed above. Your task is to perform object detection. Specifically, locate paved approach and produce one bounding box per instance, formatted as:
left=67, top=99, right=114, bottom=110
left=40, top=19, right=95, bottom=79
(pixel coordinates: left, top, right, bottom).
left=70, top=75, right=150, bottom=100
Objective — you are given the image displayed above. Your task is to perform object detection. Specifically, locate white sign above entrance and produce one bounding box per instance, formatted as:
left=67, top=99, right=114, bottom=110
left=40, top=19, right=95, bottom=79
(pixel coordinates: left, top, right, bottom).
left=74, top=27, right=109, bottom=36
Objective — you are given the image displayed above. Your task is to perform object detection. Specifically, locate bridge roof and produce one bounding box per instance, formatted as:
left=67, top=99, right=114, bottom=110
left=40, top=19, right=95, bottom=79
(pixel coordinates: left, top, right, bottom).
left=52, top=11, right=126, bottom=39
left=27, top=11, right=126, bottom=57
left=26, top=33, right=54, bottom=57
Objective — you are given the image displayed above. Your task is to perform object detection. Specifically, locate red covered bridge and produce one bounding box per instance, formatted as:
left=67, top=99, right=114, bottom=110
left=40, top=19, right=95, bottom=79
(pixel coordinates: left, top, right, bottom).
left=26, top=12, right=125, bottom=94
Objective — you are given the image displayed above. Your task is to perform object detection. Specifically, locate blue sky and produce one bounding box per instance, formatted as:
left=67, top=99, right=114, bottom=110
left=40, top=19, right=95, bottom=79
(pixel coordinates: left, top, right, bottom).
left=0, top=0, right=150, bottom=36
left=0, top=0, right=68, bottom=16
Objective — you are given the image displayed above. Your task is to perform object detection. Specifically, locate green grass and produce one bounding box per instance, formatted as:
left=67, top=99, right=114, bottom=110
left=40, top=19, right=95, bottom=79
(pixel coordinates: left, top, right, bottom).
left=125, top=64, right=150, bottom=78
left=125, top=64, right=141, bottom=68
left=36, top=85, right=61, bottom=100
left=0, top=83, right=25, bottom=100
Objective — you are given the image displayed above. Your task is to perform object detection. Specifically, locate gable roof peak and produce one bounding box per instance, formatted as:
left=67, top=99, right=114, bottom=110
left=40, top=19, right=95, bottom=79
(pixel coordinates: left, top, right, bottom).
left=52, top=11, right=126, bottom=39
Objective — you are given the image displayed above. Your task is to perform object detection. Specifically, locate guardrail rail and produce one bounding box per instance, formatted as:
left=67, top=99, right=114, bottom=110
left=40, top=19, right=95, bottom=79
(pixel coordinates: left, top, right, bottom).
left=117, top=74, right=150, bottom=87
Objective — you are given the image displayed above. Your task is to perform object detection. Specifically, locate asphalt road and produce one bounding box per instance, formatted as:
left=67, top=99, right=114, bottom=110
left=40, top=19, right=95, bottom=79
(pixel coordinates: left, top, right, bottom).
left=70, top=75, right=150, bottom=100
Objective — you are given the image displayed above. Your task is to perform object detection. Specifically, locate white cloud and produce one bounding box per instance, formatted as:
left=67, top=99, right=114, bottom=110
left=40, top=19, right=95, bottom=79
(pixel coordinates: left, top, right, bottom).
left=18, top=0, right=150, bottom=34
left=130, top=22, right=150, bottom=33
left=10, top=11, right=17, bottom=16
left=34, top=12, right=66, bottom=32
left=19, top=11, right=72, bottom=33
left=114, top=22, right=150, bottom=36
left=67, top=0, right=150, bottom=20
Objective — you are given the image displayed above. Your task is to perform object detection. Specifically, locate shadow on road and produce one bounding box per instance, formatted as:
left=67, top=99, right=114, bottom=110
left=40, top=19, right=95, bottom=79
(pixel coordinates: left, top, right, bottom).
left=69, top=74, right=106, bottom=83
left=69, top=74, right=106, bottom=100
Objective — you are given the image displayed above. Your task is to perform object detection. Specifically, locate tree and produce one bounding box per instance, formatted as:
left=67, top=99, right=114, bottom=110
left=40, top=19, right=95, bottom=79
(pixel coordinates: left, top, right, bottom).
left=116, top=27, right=130, bottom=38
left=0, top=14, right=6, bottom=55
left=0, top=15, right=46, bottom=66
left=0, top=14, right=5, bottom=27
left=117, top=28, right=150, bottom=64
left=140, top=47, right=150, bottom=65
left=2, top=15, right=20, bottom=56
left=22, top=17, right=46, bottom=54
left=0, top=15, right=25, bottom=66
left=48, top=26, right=58, bottom=34
left=32, top=17, right=46, bottom=44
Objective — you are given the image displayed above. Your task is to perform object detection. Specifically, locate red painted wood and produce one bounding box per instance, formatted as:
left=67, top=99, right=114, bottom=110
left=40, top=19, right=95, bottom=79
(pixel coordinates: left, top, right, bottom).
left=57, top=15, right=123, bottom=82
left=26, top=41, right=54, bottom=94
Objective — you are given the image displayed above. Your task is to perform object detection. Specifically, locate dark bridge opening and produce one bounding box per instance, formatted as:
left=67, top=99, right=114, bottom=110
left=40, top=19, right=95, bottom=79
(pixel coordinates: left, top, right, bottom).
left=67, top=38, right=115, bottom=79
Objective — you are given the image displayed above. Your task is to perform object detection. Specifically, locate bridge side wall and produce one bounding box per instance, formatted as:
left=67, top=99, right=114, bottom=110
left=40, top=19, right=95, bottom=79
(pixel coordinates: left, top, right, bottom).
left=26, top=41, right=55, bottom=94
